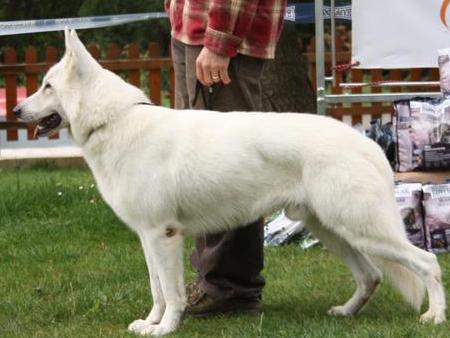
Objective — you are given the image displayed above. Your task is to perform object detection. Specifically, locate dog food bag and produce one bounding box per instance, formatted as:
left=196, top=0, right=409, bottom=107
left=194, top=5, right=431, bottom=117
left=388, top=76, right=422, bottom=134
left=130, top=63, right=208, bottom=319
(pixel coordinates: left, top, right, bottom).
left=422, top=183, right=450, bottom=253
left=394, top=183, right=426, bottom=248
left=394, top=98, right=450, bottom=171
left=365, top=119, right=396, bottom=169
left=394, top=101, right=414, bottom=171
left=439, top=48, right=450, bottom=96
left=420, top=98, right=450, bottom=169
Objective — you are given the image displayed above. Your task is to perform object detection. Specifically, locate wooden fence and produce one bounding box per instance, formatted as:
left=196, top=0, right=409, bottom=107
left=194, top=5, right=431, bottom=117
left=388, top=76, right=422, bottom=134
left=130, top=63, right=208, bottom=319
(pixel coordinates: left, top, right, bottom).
left=0, top=42, right=174, bottom=141
left=305, top=51, right=440, bottom=125
left=0, top=41, right=442, bottom=143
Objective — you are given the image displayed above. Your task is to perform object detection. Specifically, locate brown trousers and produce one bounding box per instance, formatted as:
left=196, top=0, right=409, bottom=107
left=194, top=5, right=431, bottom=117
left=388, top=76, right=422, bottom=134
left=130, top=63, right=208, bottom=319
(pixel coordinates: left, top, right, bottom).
left=171, top=38, right=265, bottom=300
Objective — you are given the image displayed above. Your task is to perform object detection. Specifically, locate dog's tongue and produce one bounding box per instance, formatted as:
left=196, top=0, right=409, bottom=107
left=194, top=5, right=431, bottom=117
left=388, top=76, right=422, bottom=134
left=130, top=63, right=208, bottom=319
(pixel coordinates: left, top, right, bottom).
left=33, top=113, right=62, bottom=138
left=33, top=126, right=39, bottom=139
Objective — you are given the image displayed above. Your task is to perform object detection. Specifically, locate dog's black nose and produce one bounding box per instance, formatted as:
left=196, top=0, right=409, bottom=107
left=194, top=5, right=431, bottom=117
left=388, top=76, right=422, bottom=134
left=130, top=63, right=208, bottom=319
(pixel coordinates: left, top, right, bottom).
left=13, top=106, right=22, bottom=118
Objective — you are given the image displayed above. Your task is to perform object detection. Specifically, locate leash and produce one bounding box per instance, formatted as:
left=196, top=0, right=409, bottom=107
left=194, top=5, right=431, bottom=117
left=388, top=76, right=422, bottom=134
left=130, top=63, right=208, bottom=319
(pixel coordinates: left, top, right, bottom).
left=192, top=81, right=223, bottom=110
left=135, top=82, right=222, bottom=111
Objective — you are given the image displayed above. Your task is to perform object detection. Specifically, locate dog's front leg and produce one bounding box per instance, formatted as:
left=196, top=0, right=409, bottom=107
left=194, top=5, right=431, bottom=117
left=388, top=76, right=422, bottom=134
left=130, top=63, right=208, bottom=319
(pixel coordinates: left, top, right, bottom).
left=128, top=230, right=166, bottom=332
left=128, top=226, right=186, bottom=336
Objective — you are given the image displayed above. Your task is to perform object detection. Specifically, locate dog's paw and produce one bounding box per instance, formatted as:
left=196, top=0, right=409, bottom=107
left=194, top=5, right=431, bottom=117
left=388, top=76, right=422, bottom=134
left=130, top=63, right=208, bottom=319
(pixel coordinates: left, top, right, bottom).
left=128, top=319, right=175, bottom=336
left=143, top=324, right=175, bottom=336
left=327, top=305, right=352, bottom=316
left=420, top=309, right=447, bottom=324
left=128, top=319, right=149, bottom=333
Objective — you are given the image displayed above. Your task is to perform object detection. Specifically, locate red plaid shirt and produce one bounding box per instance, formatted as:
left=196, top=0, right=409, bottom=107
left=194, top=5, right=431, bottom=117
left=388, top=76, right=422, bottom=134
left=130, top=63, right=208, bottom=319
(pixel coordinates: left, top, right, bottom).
left=165, top=0, right=287, bottom=59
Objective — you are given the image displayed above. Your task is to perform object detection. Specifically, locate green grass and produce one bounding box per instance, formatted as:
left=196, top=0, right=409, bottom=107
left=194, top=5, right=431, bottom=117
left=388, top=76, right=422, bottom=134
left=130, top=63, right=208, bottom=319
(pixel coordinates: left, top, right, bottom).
left=1, top=167, right=449, bottom=338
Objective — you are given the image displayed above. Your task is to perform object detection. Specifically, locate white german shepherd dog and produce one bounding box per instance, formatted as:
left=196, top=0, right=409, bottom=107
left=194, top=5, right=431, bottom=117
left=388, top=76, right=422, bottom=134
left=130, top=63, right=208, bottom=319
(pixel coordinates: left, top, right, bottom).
left=14, top=29, right=446, bottom=335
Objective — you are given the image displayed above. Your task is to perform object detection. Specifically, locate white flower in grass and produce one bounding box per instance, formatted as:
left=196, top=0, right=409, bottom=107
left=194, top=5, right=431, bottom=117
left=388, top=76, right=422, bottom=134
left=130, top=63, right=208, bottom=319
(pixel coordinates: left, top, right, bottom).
left=90, top=184, right=95, bottom=189
left=57, top=192, right=63, bottom=196
left=79, top=186, right=84, bottom=190
left=90, top=199, right=95, bottom=204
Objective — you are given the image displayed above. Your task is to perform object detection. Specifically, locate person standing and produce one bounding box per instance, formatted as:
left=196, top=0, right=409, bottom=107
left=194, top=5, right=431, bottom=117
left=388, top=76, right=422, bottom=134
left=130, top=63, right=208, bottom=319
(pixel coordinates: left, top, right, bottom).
left=165, top=0, right=287, bottom=317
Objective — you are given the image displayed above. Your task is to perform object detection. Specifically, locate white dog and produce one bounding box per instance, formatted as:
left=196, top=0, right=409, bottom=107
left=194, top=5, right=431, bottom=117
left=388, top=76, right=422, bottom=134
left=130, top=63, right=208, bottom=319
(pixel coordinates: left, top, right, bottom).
left=14, top=29, right=446, bottom=336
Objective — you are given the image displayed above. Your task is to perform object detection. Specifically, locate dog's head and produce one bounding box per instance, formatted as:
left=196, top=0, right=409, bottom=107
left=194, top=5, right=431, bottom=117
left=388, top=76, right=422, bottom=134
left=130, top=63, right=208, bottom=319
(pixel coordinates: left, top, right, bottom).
left=14, top=28, right=102, bottom=137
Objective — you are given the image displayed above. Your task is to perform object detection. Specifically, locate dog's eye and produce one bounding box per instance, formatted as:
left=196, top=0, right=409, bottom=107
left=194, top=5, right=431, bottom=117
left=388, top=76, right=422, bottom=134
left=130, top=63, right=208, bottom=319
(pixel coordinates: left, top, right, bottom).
left=44, top=83, right=52, bottom=90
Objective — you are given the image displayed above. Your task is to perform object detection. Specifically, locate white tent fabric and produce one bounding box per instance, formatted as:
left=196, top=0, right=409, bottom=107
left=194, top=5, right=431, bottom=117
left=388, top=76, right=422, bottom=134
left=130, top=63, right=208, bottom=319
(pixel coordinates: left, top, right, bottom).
left=352, top=0, right=450, bottom=69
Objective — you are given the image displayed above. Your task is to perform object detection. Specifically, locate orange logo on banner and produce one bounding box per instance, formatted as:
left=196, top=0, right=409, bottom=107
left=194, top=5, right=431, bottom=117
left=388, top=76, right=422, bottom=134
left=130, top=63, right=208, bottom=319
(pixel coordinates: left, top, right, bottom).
left=441, top=0, right=450, bottom=28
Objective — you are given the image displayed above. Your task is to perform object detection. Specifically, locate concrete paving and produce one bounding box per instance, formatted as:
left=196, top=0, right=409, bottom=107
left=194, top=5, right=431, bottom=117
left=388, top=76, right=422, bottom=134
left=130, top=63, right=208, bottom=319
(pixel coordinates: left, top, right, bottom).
left=0, top=146, right=85, bottom=168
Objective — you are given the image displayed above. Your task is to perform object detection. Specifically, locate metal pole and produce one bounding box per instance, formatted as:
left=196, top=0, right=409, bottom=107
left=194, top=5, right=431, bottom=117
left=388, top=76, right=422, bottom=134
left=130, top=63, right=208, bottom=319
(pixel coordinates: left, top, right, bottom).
left=330, top=0, right=337, bottom=86
left=339, top=81, right=440, bottom=89
left=315, top=0, right=327, bottom=115
left=325, top=92, right=442, bottom=104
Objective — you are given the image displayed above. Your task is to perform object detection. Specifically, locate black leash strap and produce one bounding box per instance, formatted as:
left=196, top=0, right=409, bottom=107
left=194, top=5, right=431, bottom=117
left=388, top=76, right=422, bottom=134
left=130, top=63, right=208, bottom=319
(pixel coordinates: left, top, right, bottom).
left=192, top=81, right=222, bottom=110
left=135, top=102, right=154, bottom=106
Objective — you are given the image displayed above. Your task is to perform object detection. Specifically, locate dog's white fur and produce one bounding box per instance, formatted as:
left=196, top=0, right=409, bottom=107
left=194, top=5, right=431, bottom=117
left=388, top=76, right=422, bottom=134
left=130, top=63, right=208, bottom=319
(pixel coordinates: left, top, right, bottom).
left=16, top=29, right=447, bottom=336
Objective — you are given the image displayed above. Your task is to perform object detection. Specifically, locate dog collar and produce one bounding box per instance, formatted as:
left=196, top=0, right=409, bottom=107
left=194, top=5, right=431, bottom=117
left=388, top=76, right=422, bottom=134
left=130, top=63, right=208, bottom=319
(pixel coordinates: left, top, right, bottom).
left=135, top=102, right=154, bottom=106
left=83, top=102, right=154, bottom=144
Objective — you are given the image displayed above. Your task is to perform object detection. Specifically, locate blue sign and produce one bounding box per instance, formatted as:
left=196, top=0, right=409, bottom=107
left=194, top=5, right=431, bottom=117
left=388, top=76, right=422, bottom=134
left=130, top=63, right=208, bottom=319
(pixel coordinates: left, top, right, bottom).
left=285, top=3, right=352, bottom=23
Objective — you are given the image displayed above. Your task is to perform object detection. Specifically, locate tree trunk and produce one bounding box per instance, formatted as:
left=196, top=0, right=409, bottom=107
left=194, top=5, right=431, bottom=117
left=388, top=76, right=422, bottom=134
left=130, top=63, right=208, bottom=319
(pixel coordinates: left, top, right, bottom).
left=261, top=23, right=316, bottom=113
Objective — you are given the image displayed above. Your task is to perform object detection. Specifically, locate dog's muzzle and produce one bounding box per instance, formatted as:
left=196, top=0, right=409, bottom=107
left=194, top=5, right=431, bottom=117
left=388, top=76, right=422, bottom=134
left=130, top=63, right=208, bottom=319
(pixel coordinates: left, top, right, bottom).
left=13, top=105, right=22, bottom=118
left=34, top=112, right=63, bottom=137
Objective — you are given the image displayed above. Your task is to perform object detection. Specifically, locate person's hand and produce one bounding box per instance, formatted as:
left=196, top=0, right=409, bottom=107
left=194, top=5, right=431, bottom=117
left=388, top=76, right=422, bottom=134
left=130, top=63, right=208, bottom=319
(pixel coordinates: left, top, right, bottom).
left=196, top=47, right=231, bottom=86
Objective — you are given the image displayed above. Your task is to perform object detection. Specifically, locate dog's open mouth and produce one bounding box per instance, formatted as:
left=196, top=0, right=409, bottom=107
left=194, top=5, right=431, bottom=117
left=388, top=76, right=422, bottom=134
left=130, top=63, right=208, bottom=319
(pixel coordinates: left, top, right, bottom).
left=34, top=112, right=63, bottom=137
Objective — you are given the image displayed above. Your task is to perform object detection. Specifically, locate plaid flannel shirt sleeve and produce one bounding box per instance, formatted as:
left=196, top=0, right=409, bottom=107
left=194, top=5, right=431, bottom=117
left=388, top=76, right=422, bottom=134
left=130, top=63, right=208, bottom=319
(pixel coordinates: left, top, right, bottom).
left=204, top=0, right=259, bottom=57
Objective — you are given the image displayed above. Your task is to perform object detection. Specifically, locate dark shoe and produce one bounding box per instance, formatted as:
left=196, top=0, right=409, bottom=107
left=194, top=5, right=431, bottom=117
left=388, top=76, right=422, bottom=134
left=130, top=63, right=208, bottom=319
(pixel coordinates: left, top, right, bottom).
left=185, top=283, right=262, bottom=318
left=186, top=279, right=203, bottom=305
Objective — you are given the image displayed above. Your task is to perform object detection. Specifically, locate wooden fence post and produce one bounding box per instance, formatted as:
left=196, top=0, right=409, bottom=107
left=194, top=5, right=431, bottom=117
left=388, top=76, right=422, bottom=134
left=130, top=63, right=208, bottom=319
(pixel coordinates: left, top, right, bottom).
left=349, top=68, right=363, bottom=125
left=87, top=43, right=101, bottom=60
left=410, top=69, right=422, bottom=92
left=46, top=46, right=59, bottom=139
left=106, top=43, right=121, bottom=60
left=5, top=47, right=18, bottom=140
left=389, top=69, right=402, bottom=92
left=148, top=42, right=161, bottom=105
left=370, top=69, right=383, bottom=121
left=127, top=43, right=141, bottom=88
left=25, top=46, right=38, bottom=139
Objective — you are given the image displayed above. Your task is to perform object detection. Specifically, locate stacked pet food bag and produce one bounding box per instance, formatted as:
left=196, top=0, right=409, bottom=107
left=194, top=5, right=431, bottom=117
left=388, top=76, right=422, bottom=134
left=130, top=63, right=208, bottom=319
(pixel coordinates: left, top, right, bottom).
left=392, top=49, right=450, bottom=253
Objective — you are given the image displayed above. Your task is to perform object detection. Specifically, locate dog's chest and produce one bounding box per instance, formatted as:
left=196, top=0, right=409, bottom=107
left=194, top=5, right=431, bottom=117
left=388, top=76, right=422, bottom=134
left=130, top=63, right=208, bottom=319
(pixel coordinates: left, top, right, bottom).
left=97, top=177, right=144, bottom=227
left=89, top=164, right=139, bottom=223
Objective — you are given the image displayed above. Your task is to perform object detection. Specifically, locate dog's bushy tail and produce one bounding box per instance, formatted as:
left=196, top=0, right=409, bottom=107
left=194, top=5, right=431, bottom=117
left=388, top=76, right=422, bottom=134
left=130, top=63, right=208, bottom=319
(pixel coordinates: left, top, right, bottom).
left=371, top=256, right=425, bottom=311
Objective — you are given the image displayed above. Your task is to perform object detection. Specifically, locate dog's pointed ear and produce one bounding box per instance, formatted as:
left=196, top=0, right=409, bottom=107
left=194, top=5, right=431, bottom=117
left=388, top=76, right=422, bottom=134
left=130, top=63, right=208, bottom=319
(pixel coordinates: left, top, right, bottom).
left=64, top=28, right=100, bottom=77
left=64, top=26, right=73, bottom=52
left=69, top=29, right=85, bottom=51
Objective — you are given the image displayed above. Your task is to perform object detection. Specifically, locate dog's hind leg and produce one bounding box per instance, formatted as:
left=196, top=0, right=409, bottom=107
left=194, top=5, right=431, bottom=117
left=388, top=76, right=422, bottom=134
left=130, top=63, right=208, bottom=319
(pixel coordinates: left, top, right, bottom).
left=306, top=194, right=445, bottom=323
left=301, top=164, right=446, bottom=323
left=350, top=235, right=446, bottom=324
left=128, top=225, right=186, bottom=336
left=309, top=205, right=446, bottom=323
left=304, top=214, right=382, bottom=316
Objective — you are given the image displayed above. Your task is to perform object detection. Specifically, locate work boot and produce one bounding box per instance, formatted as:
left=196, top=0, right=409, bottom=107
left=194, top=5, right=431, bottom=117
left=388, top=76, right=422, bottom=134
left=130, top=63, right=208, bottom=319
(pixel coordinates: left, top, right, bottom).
left=185, top=280, right=262, bottom=318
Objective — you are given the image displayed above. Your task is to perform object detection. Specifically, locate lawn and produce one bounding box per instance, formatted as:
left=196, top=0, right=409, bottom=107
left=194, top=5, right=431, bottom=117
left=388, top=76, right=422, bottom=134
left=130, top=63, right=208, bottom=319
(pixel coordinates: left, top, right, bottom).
left=0, top=167, right=449, bottom=338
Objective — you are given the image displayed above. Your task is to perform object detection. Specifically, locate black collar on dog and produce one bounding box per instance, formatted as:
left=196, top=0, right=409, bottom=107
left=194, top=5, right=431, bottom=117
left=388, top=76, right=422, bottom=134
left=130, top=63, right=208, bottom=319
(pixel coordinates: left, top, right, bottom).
left=84, top=123, right=106, bottom=145
left=83, top=102, right=154, bottom=144
left=135, top=102, right=154, bottom=106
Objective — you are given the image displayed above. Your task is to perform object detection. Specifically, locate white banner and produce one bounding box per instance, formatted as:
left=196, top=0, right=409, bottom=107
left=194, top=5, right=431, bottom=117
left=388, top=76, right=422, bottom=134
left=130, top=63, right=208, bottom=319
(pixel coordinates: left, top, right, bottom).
left=0, top=12, right=167, bottom=36
left=352, top=0, right=450, bottom=69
